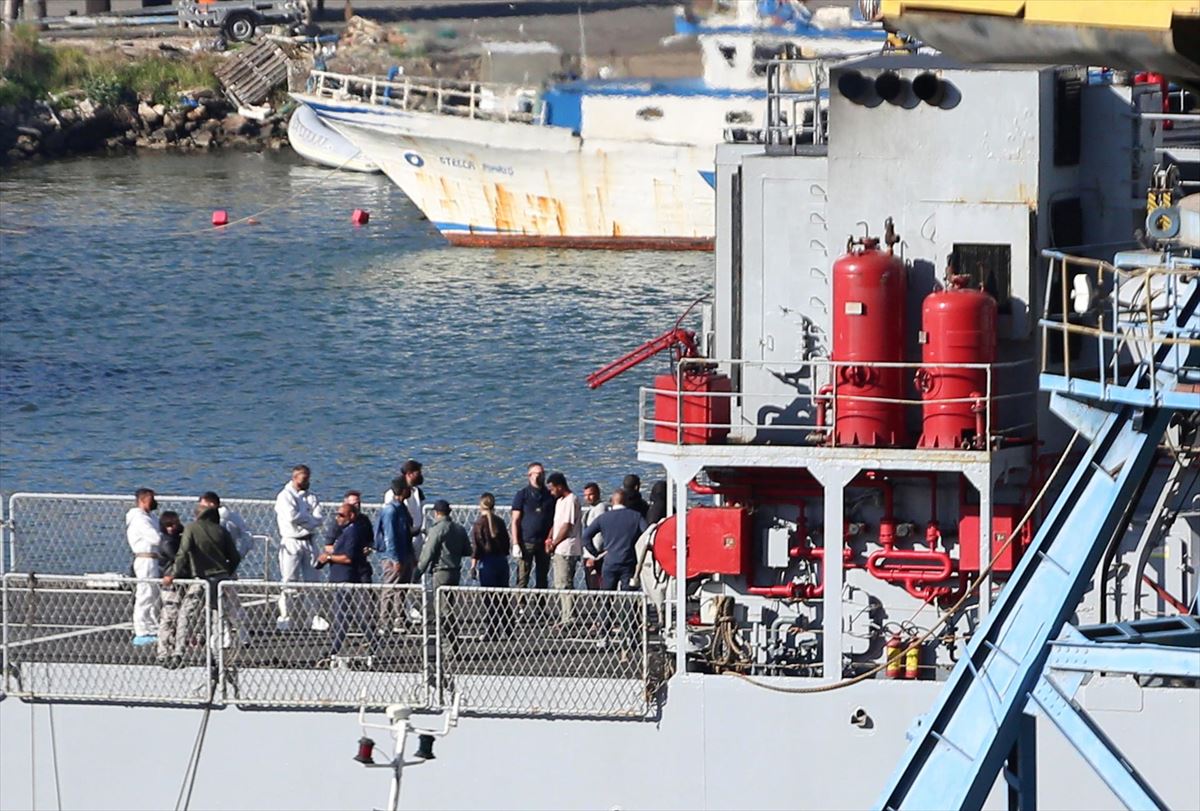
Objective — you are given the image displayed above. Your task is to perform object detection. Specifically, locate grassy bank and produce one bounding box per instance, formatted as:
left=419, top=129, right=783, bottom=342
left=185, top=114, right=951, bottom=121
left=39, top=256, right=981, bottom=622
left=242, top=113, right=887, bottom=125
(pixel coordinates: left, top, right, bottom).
left=0, top=26, right=219, bottom=107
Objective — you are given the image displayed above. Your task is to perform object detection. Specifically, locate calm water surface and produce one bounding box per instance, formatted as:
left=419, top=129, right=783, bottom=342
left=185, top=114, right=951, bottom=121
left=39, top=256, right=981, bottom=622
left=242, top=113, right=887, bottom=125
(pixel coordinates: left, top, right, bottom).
left=0, top=152, right=710, bottom=503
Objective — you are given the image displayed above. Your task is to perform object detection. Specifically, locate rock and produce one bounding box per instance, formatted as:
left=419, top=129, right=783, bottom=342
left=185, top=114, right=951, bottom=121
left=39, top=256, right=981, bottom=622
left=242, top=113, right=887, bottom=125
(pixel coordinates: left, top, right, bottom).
left=183, top=119, right=198, bottom=133
left=192, top=129, right=214, bottom=148
left=258, top=121, right=275, bottom=138
left=163, top=112, right=185, bottom=133
left=200, top=117, right=221, bottom=133
left=221, top=113, right=249, bottom=135
left=138, top=101, right=161, bottom=128
left=186, top=104, right=208, bottom=122
left=77, top=99, right=97, bottom=119
left=16, top=125, right=42, bottom=139
left=152, top=103, right=166, bottom=117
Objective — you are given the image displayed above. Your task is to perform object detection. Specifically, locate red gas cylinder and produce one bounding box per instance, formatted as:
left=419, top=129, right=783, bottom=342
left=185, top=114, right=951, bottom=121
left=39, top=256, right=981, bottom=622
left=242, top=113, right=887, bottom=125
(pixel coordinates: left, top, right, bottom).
left=654, top=371, right=732, bottom=444
left=832, top=237, right=908, bottom=446
left=915, top=276, right=996, bottom=449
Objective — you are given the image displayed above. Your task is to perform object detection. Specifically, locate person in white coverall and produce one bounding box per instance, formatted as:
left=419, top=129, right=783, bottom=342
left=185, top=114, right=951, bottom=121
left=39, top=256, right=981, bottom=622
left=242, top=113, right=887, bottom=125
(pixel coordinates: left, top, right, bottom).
left=125, top=487, right=162, bottom=645
left=274, top=464, right=327, bottom=631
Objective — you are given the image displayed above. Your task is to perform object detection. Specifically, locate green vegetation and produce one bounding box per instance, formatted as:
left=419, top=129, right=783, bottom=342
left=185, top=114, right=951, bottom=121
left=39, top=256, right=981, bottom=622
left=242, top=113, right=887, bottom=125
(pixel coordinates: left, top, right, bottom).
left=0, top=25, right=219, bottom=108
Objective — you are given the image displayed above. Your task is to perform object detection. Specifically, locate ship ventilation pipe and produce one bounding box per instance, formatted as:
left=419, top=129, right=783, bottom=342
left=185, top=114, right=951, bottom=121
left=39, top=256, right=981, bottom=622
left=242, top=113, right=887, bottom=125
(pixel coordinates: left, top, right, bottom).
left=875, top=71, right=904, bottom=104
left=912, top=72, right=946, bottom=106
left=838, top=70, right=870, bottom=103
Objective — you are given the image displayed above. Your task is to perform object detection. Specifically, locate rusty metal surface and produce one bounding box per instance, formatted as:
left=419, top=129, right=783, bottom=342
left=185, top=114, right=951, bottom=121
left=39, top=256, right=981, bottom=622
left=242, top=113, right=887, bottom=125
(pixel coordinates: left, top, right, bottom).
left=443, top=233, right=714, bottom=250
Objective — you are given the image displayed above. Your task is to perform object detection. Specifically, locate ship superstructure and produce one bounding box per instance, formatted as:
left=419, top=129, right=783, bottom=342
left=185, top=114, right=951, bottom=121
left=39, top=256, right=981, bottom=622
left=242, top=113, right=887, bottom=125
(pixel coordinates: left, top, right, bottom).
left=0, top=53, right=1197, bottom=811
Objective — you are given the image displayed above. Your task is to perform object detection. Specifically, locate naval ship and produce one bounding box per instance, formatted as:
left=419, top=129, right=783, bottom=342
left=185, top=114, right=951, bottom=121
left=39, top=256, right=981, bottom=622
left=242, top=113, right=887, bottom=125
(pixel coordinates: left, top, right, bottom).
left=1, top=2, right=1198, bottom=809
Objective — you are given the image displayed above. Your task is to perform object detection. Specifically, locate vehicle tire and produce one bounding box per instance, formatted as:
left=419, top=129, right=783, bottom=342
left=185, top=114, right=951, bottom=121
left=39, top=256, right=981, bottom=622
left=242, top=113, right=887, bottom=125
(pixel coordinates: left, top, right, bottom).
left=223, top=11, right=257, bottom=43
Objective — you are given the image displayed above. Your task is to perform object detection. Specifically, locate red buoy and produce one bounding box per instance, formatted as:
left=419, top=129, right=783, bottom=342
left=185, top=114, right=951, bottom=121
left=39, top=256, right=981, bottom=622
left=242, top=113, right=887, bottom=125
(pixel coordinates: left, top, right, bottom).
left=211, top=210, right=229, bottom=227
left=351, top=209, right=370, bottom=226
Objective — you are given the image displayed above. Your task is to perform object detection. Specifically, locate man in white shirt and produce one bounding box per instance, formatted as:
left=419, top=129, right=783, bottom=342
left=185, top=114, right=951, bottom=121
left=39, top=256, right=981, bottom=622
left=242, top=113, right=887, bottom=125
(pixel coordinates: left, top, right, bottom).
left=383, top=459, right=425, bottom=582
left=581, top=482, right=608, bottom=590
left=545, top=472, right=582, bottom=625
left=125, top=487, right=162, bottom=645
left=274, top=464, right=326, bottom=631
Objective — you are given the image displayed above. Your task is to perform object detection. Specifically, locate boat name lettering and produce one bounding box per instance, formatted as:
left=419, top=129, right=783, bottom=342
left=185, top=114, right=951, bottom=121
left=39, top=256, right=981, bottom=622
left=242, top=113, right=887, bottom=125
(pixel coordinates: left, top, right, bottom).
left=439, top=156, right=476, bottom=170
left=483, top=162, right=515, bottom=176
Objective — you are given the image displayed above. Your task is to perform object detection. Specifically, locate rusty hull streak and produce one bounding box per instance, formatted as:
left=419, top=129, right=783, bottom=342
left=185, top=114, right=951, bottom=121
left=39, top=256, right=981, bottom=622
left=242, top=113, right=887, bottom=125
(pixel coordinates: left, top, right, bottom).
left=444, top=234, right=714, bottom=251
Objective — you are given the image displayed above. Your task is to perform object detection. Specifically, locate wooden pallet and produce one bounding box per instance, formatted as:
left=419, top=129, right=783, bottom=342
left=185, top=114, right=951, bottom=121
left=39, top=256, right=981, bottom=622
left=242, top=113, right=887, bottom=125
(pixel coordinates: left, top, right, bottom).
left=214, top=40, right=291, bottom=108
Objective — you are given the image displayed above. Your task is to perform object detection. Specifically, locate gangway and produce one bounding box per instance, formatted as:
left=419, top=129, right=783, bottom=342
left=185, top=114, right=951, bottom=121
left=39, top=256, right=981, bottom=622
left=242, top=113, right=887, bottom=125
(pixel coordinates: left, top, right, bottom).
left=875, top=260, right=1200, bottom=810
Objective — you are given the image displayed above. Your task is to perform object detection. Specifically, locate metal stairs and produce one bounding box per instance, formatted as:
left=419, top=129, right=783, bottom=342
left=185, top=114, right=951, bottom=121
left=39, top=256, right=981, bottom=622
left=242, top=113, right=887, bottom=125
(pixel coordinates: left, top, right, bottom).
left=875, top=267, right=1200, bottom=811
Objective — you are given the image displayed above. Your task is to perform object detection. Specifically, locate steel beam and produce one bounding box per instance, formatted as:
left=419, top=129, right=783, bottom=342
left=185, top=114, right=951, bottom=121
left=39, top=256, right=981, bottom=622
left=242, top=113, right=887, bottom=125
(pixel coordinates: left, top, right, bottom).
left=1029, top=676, right=1168, bottom=811
left=1046, top=641, right=1200, bottom=679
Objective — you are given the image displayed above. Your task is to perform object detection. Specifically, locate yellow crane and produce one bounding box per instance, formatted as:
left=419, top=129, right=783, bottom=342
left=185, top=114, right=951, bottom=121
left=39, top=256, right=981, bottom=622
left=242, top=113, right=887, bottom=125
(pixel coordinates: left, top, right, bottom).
left=877, top=0, right=1200, bottom=84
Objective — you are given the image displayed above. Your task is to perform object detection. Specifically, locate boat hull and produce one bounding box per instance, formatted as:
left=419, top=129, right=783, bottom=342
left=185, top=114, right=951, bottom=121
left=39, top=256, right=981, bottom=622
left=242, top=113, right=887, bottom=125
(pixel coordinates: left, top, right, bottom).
left=296, top=96, right=717, bottom=250
left=287, top=103, right=380, bottom=174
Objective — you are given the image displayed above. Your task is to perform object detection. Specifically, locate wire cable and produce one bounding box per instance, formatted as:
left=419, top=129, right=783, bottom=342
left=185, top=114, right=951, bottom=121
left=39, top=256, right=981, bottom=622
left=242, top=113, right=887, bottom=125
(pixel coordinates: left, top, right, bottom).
left=730, top=428, right=1083, bottom=694
left=167, top=146, right=367, bottom=238
left=47, top=704, right=62, bottom=811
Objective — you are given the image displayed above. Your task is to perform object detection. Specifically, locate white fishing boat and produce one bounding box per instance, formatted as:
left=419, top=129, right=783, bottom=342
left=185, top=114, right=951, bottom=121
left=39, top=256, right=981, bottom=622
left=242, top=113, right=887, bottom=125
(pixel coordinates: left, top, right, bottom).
left=291, top=7, right=888, bottom=249
left=287, top=102, right=380, bottom=173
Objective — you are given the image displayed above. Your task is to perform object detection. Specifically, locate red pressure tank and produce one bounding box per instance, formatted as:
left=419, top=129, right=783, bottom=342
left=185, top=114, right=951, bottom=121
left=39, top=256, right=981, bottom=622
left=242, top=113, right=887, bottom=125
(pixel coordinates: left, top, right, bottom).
left=915, top=276, right=997, bottom=449
left=832, top=236, right=908, bottom=446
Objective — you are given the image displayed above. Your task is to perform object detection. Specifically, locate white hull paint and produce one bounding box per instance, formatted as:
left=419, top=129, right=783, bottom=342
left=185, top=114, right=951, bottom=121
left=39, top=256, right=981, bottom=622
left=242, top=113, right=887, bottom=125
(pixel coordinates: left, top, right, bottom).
left=287, top=104, right=380, bottom=174
left=294, top=95, right=717, bottom=249
left=2, top=674, right=1196, bottom=810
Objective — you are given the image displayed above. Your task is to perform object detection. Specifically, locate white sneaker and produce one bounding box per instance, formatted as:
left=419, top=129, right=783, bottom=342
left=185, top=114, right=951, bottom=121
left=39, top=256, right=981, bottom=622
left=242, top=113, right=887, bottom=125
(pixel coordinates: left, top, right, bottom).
left=311, top=615, right=330, bottom=632
left=406, top=606, right=422, bottom=623
left=275, top=618, right=292, bottom=632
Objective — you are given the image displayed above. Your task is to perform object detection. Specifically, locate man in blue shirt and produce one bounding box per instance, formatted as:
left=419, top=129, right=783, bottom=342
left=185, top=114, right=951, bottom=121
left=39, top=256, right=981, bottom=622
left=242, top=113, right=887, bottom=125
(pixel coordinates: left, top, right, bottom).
left=582, top=488, right=648, bottom=592
left=376, top=477, right=414, bottom=632
left=511, top=462, right=556, bottom=589
left=321, top=502, right=377, bottom=657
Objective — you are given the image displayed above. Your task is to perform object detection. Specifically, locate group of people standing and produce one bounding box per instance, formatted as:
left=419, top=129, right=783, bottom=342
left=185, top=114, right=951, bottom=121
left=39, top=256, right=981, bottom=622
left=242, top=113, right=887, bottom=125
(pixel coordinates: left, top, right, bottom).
left=124, top=458, right=670, bottom=661
left=124, top=487, right=249, bottom=667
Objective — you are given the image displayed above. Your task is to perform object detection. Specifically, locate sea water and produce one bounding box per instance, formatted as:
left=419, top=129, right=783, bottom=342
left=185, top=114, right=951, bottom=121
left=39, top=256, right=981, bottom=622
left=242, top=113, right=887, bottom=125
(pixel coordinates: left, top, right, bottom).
left=0, top=151, right=709, bottom=504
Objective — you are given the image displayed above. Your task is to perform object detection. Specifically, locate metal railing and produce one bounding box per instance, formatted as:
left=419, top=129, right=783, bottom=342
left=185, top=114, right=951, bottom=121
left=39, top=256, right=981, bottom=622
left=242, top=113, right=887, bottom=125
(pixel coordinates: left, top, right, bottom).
left=306, top=70, right=545, bottom=125
left=638, top=356, right=1036, bottom=449
left=435, top=586, right=656, bottom=718
left=0, top=574, right=658, bottom=716
left=1, top=492, right=510, bottom=579
left=1040, top=251, right=1200, bottom=406
left=2, top=574, right=214, bottom=705
left=218, top=580, right=430, bottom=710
left=725, top=58, right=835, bottom=148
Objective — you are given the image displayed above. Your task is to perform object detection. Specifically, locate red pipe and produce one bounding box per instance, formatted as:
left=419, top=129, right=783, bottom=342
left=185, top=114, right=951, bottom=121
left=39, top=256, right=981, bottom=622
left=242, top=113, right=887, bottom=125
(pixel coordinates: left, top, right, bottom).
left=816, top=384, right=833, bottom=429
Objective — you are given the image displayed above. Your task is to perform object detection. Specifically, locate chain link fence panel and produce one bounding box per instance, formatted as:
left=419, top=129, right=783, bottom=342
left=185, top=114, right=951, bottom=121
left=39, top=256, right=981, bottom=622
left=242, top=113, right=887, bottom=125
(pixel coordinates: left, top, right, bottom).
left=435, top=586, right=656, bottom=718
left=4, top=492, right=528, bottom=584
left=2, top=574, right=216, bottom=705
left=218, top=581, right=431, bottom=709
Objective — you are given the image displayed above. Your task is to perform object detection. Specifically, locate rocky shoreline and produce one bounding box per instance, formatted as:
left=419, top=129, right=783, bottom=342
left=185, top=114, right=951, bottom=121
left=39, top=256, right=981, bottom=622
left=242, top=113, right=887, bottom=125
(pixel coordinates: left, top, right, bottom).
left=0, top=89, right=290, bottom=168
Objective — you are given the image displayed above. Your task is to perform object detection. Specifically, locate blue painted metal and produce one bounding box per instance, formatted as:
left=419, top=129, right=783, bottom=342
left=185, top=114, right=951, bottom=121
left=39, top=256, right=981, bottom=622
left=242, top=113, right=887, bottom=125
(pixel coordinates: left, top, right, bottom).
left=1028, top=676, right=1168, bottom=811
left=875, top=398, right=1177, bottom=810
left=1004, top=712, right=1037, bottom=811
left=1046, top=641, right=1200, bottom=678
left=877, top=273, right=1199, bottom=810
left=1076, top=615, right=1200, bottom=647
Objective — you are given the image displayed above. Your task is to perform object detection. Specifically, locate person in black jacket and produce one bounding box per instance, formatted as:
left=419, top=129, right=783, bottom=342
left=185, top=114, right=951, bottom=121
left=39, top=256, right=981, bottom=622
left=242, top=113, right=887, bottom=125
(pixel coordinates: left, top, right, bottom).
left=155, top=511, right=184, bottom=666
left=164, top=492, right=242, bottom=666
left=622, top=474, right=650, bottom=518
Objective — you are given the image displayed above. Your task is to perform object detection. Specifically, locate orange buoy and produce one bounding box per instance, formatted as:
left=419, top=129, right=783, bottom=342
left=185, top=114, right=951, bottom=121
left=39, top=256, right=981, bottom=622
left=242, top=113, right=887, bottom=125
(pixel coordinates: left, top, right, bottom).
left=211, top=210, right=229, bottom=227
left=351, top=209, right=370, bottom=226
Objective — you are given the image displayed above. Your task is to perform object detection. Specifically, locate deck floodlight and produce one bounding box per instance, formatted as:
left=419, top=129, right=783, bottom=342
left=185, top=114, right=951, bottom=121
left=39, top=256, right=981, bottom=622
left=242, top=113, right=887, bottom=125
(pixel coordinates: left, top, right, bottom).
left=838, top=70, right=870, bottom=103
left=913, top=72, right=947, bottom=106
left=875, top=71, right=903, bottom=104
